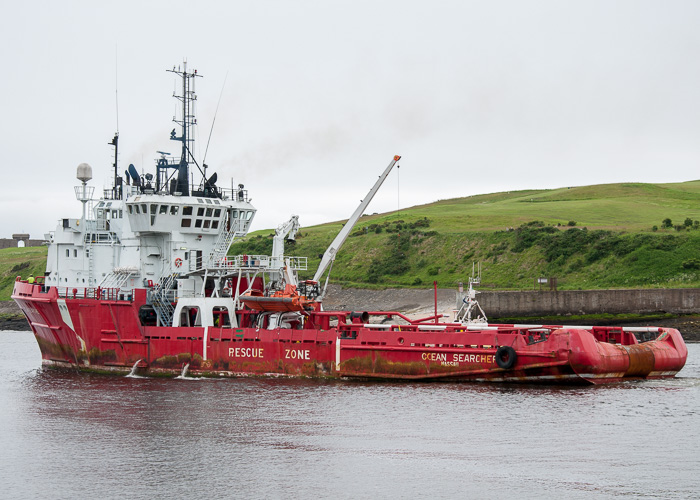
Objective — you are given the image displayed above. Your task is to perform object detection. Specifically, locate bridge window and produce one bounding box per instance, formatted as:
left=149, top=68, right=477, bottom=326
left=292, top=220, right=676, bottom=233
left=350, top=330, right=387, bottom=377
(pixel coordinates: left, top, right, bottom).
left=159, top=205, right=168, bottom=214
left=214, top=209, right=221, bottom=218
left=195, top=219, right=202, bottom=228
left=134, top=205, right=140, bottom=214
left=181, top=219, right=192, bottom=228
left=203, top=220, right=210, bottom=229
left=170, top=206, right=179, bottom=215
left=183, top=206, right=193, bottom=216
left=205, top=208, right=213, bottom=217
left=141, top=204, right=147, bottom=213
left=212, top=221, right=219, bottom=229
left=197, top=207, right=205, bottom=216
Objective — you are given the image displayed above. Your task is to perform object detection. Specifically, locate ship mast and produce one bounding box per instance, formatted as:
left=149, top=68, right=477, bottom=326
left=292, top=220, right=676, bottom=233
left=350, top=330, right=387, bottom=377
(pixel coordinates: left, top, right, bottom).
left=109, top=133, right=120, bottom=199
left=167, top=62, right=201, bottom=196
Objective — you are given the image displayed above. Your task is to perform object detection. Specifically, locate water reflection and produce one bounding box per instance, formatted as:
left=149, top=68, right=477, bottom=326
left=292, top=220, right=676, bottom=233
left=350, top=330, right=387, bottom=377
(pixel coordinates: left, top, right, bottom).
left=2, top=332, right=699, bottom=499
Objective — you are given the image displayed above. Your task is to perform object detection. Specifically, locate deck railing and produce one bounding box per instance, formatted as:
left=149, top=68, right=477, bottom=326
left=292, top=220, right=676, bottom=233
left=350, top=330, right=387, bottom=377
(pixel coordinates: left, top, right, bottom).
left=211, top=254, right=308, bottom=271
left=56, top=286, right=132, bottom=301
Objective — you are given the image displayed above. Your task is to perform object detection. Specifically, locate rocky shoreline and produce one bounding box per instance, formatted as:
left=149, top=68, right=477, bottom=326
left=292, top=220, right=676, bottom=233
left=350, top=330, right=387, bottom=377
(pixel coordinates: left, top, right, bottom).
left=4, top=286, right=699, bottom=342
left=0, top=301, right=30, bottom=331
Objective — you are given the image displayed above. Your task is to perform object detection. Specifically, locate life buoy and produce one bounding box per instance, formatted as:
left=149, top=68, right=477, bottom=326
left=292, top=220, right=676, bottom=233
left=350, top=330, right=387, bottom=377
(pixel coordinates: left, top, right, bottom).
left=495, top=346, right=517, bottom=369
left=174, top=258, right=183, bottom=268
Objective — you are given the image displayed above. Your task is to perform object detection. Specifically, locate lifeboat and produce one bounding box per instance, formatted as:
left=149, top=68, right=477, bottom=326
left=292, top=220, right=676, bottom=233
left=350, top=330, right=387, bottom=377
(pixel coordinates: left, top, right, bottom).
left=239, top=285, right=314, bottom=312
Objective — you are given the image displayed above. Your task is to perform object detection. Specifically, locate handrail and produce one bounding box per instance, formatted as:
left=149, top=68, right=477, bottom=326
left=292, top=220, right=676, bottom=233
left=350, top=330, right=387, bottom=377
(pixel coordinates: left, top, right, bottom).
left=55, top=286, right=132, bottom=301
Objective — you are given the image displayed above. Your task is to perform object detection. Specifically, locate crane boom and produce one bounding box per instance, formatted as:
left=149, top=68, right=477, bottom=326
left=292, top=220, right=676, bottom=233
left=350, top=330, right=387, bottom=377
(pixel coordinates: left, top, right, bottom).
left=271, top=215, right=300, bottom=262
left=313, top=155, right=401, bottom=283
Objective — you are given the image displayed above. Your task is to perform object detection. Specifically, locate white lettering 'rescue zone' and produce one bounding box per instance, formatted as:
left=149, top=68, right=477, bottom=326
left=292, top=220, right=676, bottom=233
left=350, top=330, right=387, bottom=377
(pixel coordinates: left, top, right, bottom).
left=284, top=349, right=310, bottom=360
left=228, top=347, right=264, bottom=358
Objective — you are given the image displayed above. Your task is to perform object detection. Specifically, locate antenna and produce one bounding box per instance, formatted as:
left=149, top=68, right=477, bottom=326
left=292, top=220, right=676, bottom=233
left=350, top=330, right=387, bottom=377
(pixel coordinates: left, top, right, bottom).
left=109, top=46, right=121, bottom=200
left=203, top=71, right=228, bottom=167
left=114, top=45, right=120, bottom=133
left=397, top=161, right=400, bottom=220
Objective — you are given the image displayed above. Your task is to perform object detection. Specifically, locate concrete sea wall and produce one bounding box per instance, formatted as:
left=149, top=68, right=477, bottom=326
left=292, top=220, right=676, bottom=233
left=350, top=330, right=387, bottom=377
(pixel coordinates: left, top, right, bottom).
left=324, top=284, right=700, bottom=318
left=476, top=288, right=700, bottom=317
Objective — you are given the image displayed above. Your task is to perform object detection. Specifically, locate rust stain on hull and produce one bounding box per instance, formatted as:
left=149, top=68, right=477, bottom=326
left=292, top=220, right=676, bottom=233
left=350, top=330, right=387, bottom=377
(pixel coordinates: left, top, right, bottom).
left=624, top=344, right=655, bottom=377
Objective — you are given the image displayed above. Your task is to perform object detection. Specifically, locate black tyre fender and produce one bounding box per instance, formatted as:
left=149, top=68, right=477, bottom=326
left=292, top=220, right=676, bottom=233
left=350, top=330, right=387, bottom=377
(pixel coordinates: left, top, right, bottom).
left=495, top=346, right=517, bottom=369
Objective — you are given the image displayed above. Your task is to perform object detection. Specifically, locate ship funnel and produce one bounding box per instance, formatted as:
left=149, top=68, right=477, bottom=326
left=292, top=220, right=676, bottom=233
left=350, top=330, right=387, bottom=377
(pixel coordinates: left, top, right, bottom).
left=76, top=163, right=93, bottom=183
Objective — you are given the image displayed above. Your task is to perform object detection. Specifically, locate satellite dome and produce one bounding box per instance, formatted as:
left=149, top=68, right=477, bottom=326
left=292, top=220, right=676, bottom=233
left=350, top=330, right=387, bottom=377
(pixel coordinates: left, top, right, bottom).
left=76, top=163, right=93, bottom=183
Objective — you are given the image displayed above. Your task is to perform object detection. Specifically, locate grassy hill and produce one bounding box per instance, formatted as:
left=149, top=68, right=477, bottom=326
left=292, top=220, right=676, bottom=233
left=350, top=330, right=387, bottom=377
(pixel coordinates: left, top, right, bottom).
left=3, top=180, right=699, bottom=299
left=230, top=180, right=700, bottom=290
left=0, top=247, right=47, bottom=300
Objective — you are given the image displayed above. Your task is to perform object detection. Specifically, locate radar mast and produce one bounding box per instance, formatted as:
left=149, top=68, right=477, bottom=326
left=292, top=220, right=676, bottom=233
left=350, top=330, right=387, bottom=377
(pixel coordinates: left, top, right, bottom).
left=166, top=62, right=201, bottom=196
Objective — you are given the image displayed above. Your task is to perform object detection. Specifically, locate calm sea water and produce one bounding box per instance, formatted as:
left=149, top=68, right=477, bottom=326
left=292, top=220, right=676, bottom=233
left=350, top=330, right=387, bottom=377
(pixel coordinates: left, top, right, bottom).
left=1, top=330, right=698, bottom=500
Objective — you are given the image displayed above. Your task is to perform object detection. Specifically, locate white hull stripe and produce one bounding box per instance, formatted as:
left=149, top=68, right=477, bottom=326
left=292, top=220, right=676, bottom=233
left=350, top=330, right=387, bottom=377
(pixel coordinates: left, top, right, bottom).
left=57, top=299, right=75, bottom=332
left=335, top=338, right=341, bottom=371
left=648, top=370, right=678, bottom=377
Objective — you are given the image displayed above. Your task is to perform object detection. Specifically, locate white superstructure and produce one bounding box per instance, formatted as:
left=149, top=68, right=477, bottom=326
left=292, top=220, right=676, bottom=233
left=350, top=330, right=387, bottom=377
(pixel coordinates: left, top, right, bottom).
left=43, top=63, right=257, bottom=326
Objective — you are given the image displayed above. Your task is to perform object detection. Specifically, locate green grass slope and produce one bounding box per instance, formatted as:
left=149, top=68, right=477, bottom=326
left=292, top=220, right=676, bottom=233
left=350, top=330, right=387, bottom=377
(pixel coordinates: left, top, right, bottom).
left=0, top=247, right=48, bottom=300
left=2, top=180, right=698, bottom=297
left=231, top=180, right=700, bottom=290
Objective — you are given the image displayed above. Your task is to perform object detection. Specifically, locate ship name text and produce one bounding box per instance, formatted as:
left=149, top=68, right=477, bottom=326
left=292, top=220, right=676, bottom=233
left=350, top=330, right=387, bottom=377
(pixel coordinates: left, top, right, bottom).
left=422, top=352, right=495, bottom=367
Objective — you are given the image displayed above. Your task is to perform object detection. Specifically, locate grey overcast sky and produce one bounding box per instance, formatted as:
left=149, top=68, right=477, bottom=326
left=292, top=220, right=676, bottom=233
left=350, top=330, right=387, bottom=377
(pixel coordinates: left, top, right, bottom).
left=2, top=0, right=699, bottom=238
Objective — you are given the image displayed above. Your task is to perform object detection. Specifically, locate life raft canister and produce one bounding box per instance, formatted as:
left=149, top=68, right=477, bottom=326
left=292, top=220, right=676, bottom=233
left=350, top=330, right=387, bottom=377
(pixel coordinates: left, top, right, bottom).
left=175, top=258, right=183, bottom=268
left=495, top=346, right=517, bottom=369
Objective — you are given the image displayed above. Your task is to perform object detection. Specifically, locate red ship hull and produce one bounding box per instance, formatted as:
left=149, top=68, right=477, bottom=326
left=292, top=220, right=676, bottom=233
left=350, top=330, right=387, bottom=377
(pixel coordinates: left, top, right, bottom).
left=13, top=280, right=688, bottom=384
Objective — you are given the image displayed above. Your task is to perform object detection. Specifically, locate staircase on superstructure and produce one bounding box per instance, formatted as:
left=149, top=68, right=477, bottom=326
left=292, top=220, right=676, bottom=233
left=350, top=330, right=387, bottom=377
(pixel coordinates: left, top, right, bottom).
left=148, top=215, right=243, bottom=327
left=207, top=217, right=242, bottom=267
left=149, top=266, right=178, bottom=327
left=99, top=268, right=138, bottom=290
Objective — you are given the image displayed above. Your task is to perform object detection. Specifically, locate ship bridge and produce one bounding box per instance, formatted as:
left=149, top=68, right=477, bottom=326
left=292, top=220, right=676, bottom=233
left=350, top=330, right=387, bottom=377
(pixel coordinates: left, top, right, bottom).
left=125, top=193, right=254, bottom=235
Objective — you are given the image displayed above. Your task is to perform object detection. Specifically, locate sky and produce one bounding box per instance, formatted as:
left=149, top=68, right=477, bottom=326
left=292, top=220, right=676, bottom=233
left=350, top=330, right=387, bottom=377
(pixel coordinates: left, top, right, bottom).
left=2, top=0, right=699, bottom=239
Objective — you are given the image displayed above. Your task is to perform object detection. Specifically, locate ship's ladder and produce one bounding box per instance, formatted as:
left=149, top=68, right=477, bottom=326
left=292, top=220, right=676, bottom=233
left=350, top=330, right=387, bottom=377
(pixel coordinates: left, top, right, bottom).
left=149, top=263, right=180, bottom=327
left=206, top=216, right=241, bottom=267
left=87, top=237, right=96, bottom=286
